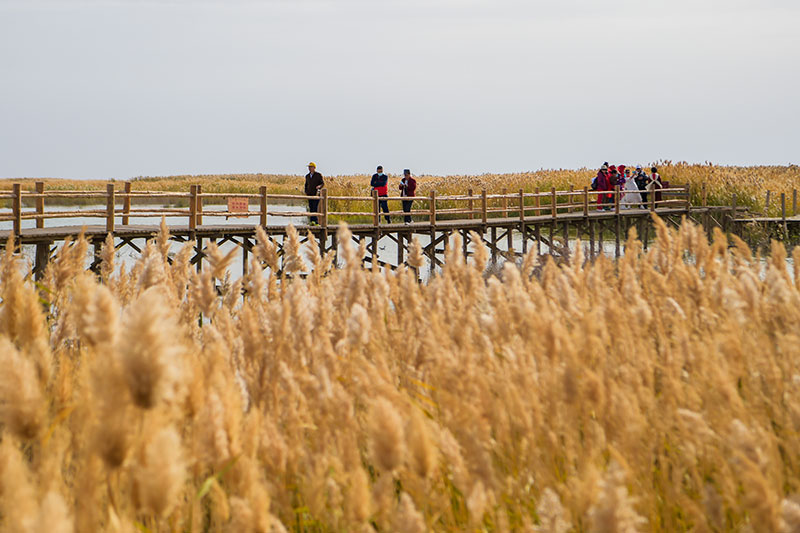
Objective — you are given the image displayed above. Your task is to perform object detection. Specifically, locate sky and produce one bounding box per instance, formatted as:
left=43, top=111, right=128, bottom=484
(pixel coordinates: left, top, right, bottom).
left=0, top=0, right=798, bottom=179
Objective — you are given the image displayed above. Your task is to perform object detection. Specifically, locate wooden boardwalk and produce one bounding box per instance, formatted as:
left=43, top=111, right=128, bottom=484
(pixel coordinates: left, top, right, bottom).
left=0, top=181, right=796, bottom=277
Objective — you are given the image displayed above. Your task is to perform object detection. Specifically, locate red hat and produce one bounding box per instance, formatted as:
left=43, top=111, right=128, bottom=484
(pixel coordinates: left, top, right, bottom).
left=609, top=165, right=617, bottom=171
left=618, top=165, right=626, bottom=171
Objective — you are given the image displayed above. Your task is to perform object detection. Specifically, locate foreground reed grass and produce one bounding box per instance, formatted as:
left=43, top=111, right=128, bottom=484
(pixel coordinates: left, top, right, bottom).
left=2, top=162, right=798, bottom=215
left=1, top=217, right=800, bottom=532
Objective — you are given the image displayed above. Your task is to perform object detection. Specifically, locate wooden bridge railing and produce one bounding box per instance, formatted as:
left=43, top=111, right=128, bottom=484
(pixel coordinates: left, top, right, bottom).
left=0, top=182, right=698, bottom=238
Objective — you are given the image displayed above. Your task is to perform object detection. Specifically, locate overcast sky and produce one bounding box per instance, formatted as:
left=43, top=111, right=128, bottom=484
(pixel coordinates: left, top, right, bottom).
left=1, top=0, right=798, bottom=179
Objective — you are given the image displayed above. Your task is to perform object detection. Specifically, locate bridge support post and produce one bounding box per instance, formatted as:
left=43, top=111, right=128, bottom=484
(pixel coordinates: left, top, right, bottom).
left=429, top=228, right=436, bottom=274
left=599, top=219, right=605, bottom=253
left=397, top=231, right=404, bottom=266
left=34, top=241, right=51, bottom=281
left=641, top=223, right=647, bottom=250
left=490, top=226, right=497, bottom=263
left=196, top=237, right=203, bottom=273
left=242, top=237, right=249, bottom=276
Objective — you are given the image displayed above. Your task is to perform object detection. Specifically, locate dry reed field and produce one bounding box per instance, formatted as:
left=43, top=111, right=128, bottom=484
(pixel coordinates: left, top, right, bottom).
left=2, top=162, right=798, bottom=215
left=2, top=217, right=800, bottom=532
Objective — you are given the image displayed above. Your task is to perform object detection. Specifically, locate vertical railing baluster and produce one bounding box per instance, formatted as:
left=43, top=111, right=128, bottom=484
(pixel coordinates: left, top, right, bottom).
left=106, top=183, right=115, bottom=233
left=12, top=183, right=21, bottom=240
left=123, top=182, right=132, bottom=225
left=260, top=186, right=268, bottom=227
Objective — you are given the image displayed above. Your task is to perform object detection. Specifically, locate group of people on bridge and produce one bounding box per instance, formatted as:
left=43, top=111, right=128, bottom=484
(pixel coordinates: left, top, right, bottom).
left=304, top=163, right=417, bottom=225
left=593, top=163, right=663, bottom=210
left=302, top=161, right=666, bottom=226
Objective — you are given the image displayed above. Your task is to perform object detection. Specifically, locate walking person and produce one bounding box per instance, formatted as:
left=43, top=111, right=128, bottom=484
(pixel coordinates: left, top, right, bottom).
left=398, top=168, right=417, bottom=224
left=304, top=162, right=324, bottom=225
left=371, top=165, right=391, bottom=223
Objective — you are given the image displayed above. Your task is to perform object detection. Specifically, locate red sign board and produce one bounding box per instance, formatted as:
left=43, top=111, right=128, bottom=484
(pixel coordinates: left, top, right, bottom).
left=227, top=197, right=249, bottom=214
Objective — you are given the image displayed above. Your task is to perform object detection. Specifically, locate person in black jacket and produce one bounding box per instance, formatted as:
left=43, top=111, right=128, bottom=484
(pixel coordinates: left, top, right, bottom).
left=304, top=162, right=324, bottom=225
left=633, top=165, right=649, bottom=208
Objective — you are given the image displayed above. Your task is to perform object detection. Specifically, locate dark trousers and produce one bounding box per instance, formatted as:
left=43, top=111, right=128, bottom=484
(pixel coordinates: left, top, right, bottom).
left=379, top=195, right=390, bottom=223
left=308, top=198, right=320, bottom=224
left=402, top=199, right=413, bottom=223
left=639, top=190, right=648, bottom=208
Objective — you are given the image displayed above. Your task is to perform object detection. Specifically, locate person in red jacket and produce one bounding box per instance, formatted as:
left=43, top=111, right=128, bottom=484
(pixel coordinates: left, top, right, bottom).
left=370, top=165, right=391, bottom=223
left=399, top=168, right=417, bottom=223
left=595, top=164, right=612, bottom=210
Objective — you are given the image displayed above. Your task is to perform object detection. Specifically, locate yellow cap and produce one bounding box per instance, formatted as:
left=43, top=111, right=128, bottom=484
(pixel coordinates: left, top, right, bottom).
left=307, top=162, right=316, bottom=168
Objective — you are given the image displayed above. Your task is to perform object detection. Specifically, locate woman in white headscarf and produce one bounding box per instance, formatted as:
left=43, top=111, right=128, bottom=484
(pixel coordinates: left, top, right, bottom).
left=621, top=170, right=643, bottom=208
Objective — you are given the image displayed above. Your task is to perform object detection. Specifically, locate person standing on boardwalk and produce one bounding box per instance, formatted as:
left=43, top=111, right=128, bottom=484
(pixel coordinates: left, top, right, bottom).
left=633, top=165, right=649, bottom=207
left=399, top=168, right=417, bottom=223
left=371, top=165, right=391, bottom=223
left=608, top=168, right=621, bottom=208
left=595, top=164, right=612, bottom=210
left=648, top=166, right=663, bottom=206
left=304, top=162, right=324, bottom=225
left=617, top=165, right=627, bottom=187
left=622, top=168, right=643, bottom=208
